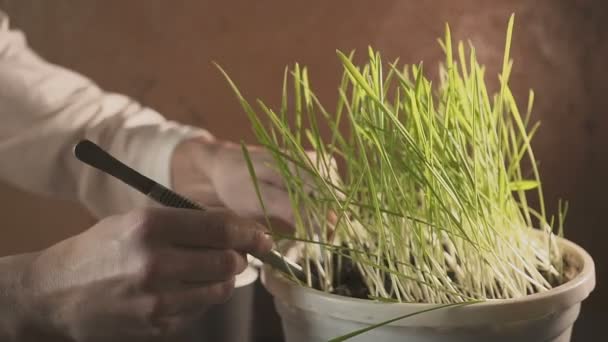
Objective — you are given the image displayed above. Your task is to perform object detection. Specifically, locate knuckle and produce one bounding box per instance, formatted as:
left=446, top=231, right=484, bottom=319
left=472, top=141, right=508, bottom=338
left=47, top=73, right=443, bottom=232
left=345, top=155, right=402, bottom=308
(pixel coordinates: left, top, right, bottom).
left=126, top=208, right=162, bottom=240
left=215, top=215, right=240, bottom=247
left=136, top=253, right=163, bottom=287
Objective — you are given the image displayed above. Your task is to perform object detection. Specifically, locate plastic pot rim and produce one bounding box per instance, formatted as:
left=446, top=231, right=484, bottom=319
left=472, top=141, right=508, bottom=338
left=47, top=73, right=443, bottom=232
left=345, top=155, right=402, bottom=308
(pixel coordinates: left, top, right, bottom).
left=261, top=234, right=595, bottom=327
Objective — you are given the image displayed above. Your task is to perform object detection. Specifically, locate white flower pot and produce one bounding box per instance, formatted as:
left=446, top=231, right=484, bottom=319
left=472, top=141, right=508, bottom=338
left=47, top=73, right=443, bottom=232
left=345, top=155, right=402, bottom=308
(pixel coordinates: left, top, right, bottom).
left=261, top=236, right=595, bottom=342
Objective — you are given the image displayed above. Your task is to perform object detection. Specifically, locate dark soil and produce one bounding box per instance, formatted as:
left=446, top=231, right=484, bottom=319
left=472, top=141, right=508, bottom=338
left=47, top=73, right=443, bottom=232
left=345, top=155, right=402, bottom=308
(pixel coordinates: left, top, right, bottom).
left=308, top=253, right=371, bottom=299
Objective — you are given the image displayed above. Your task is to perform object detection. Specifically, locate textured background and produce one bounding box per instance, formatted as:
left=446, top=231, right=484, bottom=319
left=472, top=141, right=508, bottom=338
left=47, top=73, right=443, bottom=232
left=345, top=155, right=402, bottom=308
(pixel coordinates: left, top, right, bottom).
left=0, top=1, right=605, bottom=341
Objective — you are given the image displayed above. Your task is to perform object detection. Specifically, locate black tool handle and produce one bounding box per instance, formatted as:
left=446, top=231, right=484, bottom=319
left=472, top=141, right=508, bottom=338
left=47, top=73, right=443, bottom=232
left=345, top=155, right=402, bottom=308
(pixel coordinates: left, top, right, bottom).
left=147, top=183, right=204, bottom=210
left=74, top=139, right=155, bottom=195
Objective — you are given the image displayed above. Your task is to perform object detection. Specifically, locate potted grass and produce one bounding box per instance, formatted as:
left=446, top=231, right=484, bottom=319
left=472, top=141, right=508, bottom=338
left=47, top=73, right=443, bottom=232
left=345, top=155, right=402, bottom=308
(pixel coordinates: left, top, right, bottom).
left=219, top=15, right=595, bottom=342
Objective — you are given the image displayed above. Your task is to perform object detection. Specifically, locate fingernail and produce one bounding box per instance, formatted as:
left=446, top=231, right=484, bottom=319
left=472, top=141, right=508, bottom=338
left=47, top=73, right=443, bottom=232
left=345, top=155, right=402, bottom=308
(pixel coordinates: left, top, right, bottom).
left=254, top=222, right=269, bottom=232
left=256, top=231, right=274, bottom=252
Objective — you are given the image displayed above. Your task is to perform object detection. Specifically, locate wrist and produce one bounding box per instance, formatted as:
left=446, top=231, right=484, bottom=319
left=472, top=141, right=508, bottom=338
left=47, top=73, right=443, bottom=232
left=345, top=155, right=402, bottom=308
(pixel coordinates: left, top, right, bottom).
left=0, top=252, right=43, bottom=341
left=170, top=135, right=223, bottom=205
left=171, top=135, right=218, bottom=179
left=4, top=252, right=71, bottom=342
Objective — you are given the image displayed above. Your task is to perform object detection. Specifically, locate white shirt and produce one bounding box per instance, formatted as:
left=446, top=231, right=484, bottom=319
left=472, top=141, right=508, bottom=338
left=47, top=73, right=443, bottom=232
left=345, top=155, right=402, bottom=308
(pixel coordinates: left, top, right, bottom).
left=0, top=11, right=260, bottom=288
left=0, top=10, right=211, bottom=218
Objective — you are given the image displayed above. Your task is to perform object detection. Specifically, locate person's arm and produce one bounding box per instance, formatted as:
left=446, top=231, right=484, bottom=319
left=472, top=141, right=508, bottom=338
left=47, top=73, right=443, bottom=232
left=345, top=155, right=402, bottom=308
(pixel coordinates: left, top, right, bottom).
left=0, top=11, right=213, bottom=218
left=0, top=207, right=273, bottom=342
left=0, top=11, right=304, bottom=341
left=0, top=253, right=34, bottom=341
left=0, top=9, right=320, bottom=226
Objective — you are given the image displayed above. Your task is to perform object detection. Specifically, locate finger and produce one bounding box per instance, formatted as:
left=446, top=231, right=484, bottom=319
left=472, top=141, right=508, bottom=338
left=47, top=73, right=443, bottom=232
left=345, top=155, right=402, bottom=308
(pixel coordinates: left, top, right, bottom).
left=156, top=278, right=236, bottom=316
left=251, top=154, right=288, bottom=190
left=258, top=185, right=296, bottom=226
left=179, top=186, right=224, bottom=208
left=161, top=248, right=248, bottom=283
left=148, top=208, right=273, bottom=254
left=256, top=217, right=295, bottom=237
left=146, top=278, right=236, bottom=337
left=256, top=172, right=339, bottom=236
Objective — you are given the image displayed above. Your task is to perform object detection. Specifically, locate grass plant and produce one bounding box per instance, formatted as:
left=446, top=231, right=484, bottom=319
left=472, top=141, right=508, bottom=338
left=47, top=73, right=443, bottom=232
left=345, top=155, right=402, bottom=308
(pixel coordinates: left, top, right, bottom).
left=219, top=14, right=565, bottom=307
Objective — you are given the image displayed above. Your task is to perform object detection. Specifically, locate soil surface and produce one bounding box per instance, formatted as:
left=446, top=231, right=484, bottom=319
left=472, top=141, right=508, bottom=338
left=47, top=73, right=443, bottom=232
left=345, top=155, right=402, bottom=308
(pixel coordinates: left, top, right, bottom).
left=308, top=254, right=371, bottom=299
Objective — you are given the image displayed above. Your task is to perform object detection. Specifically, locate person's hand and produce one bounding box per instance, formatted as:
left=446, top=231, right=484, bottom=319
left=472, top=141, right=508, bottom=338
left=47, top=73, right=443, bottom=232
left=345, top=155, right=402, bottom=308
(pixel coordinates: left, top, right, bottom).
left=171, top=137, right=340, bottom=233
left=17, top=207, right=272, bottom=342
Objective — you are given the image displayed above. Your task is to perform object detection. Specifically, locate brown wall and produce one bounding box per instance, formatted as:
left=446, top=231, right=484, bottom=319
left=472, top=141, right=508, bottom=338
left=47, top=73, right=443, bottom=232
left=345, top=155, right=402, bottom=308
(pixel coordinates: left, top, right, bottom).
left=1, top=0, right=606, bottom=340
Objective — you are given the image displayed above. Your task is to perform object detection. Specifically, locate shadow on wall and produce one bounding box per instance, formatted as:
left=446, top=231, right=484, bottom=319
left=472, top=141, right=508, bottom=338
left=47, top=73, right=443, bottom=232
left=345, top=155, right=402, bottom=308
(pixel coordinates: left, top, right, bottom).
left=0, top=1, right=606, bottom=341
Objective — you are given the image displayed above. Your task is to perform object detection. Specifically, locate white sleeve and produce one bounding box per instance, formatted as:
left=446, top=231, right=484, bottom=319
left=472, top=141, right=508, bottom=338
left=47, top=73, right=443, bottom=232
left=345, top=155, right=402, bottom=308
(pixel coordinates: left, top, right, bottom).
left=0, top=11, right=212, bottom=218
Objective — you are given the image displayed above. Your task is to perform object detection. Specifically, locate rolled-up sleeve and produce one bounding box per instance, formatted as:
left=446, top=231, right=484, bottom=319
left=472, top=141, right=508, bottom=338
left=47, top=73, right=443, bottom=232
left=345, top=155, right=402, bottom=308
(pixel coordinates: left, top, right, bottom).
left=0, top=11, right=212, bottom=218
